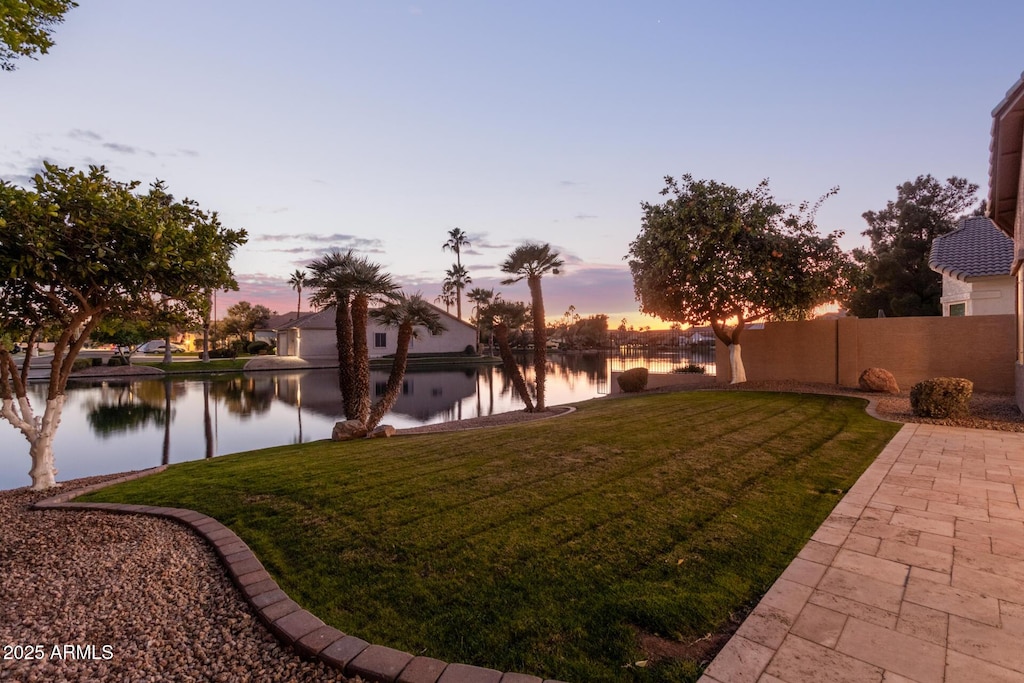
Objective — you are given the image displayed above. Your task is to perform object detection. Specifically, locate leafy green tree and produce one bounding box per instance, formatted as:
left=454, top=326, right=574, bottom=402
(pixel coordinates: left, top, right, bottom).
left=627, top=175, right=850, bottom=383
left=308, top=249, right=398, bottom=425
left=482, top=299, right=534, bottom=411
left=442, top=227, right=471, bottom=318
left=1, top=0, right=77, bottom=71
left=222, top=301, right=272, bottom=343
left=90, top=315, right=156, bottom=364
left=0, top=163, right=246, bottom=489
left=366, top=293, right=445, bottom=430
left=844, top=175, right=979, bottom=317
left=501, top=243, right=563, bottom=411
left=288, top=269, right=308, bottom=319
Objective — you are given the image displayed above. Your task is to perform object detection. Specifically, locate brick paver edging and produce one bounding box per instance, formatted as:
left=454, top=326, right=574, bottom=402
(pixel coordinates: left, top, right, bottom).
left=32, top=468, right=567, bottom=683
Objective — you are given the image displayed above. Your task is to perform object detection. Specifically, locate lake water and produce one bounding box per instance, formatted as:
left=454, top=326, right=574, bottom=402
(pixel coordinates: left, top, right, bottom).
left=0, top=351, right=713, bottom=491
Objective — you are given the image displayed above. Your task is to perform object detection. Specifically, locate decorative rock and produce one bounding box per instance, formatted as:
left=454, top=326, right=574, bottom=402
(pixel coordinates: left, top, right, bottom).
left=370, top=425, right=396, bottom=438
left=332, top=420, right=368, bottom=441
left=858, top=367, right=899, bottom=394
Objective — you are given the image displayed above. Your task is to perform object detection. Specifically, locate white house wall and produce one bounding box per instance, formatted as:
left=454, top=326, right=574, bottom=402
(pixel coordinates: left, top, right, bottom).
left=277, top=319, right=477, bottom=360
left=940, top=275, right=1016, bottom=316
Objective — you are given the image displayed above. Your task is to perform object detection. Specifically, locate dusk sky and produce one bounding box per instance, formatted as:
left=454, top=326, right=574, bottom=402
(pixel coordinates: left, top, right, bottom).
left=2, top=1, right=1023, bottom=328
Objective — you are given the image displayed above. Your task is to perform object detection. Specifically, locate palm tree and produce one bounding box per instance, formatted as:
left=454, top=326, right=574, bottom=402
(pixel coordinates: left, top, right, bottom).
left=366, top=293, right=445, bottom=430
left=442, top=228, right=471, bottom=318
left=308, top=250, right=356, bottom=418
left=288, top=269, right=308, bottom=319
left=443, top=264, right=472, bottom=320
left=466, top=286, right=495, bottom=353
left=435, top=283, right=456, bottom=314
left=483, top=299, right=534, bottom=412
left=500, top=243, right=564, bottom=411
left=308, top=250, right=398, bottom=424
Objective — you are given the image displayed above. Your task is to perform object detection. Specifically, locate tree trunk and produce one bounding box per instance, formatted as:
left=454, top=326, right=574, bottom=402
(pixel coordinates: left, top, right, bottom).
left=25, top=397, right=66, bottom=490
left=528, top=275, right=547, bottom=411
left=366, top=322, right=413, bottom=430
left=495, top=323, right=534, bottom=412
left=334, top=294, right=356, bottom=419
left=350, top=293, right=371, bottom=424
left=729, top=344, right=747, bottom=384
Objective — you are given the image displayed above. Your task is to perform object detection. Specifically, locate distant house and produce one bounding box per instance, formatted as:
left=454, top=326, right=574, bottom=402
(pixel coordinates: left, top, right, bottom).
left=255, top=312, right=301, bottom=346
left=275, top=304, right=477, bottom=361
left=989, top=70, right=1024, bottom=411
left=928, top=216, right=1015, bottom=316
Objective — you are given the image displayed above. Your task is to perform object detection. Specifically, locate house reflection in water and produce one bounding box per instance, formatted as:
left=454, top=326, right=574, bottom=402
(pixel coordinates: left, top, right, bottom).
left=271, top=367, right=480, bottom=427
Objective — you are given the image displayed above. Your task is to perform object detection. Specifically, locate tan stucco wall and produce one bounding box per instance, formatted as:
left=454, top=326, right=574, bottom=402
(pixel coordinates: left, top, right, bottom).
left=940, top=276, right=1016, bottom=316
left=714, top=315, right=1016, bottom=393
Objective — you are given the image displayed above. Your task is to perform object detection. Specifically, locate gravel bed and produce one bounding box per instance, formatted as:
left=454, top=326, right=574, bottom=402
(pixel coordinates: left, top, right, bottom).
left=0, top=475, right=359, bottom=683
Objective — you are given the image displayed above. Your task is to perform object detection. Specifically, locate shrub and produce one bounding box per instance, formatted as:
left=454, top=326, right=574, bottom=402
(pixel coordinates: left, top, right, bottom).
left=91, top=357, right=104, bottom=367
left=910, top=377, right=973, bottom=419
left=464, top=344, right=477, bottom=356
left=247, top=341, right=271, bottom=355
left=107, top=356, right=126, bottom=367
left=673, top=363, right=706, bottom=374
left=209, top=348, right=237, bottom=359
left=617, top=367, right=649, bottom=393
left=71, top=358, right=92, bottom=372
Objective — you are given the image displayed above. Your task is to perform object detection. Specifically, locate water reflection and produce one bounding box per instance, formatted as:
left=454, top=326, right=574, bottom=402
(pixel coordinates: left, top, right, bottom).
left=0, top=351, right=710, bottom=490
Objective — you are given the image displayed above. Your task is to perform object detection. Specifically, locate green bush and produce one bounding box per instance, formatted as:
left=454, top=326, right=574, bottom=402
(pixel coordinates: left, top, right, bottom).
left=209, top=348, right=237, bottom=359
left=673, top=363, right=706, bottom=374
left=107, top=356, right=126, bottom=367
left=71, top=358, right=93, bottom=372
left=910, top=377, right=973, bottom=418
left=246, top=341, right=271, bottom=355
left=91, top=357, right=104, bottom=367
left=617, top=367, right=649, bottom=393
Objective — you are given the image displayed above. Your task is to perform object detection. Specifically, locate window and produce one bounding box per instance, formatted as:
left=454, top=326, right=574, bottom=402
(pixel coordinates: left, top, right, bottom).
left=949, top=303, right=966, bottom=317
left=374, top=332, right=387, bottom=348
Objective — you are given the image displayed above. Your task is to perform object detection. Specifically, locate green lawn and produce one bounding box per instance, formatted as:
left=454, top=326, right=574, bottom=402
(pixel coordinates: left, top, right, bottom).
left=133, top=357, right=251, bottom=372
left=83, top=391, right=901, bottom=682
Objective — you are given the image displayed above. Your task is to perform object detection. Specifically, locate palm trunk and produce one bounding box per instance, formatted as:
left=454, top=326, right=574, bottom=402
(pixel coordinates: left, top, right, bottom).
left=351, top=293, right=371, bottom=424
left=495, top=322, right=534, bottom=412
left=367, top=322, right=413, bottom=430
left=528, top=275, right=547, bottom=411
left=335, top=293, right=357, bottom=419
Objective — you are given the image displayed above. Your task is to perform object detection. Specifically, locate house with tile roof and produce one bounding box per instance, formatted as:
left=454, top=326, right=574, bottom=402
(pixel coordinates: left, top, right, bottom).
left=989, top=70, right=1024, bottom=410
left=928, top=216, right=1015, bottom=316
left=274, top=304, right=477, bottom=361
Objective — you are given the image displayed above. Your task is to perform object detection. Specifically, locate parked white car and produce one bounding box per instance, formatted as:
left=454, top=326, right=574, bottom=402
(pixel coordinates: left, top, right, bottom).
left=136, top=340, right=187, bottom=354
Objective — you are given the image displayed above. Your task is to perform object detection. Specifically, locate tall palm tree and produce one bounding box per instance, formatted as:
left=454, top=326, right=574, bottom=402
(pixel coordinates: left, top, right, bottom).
left=442, top=228, right=471, bottom=318
left=483, top=299, right=534, bottom=412
left=443, top=264, right=472, bottom=320
left=308, top=250, right=398, bottom=424
left=466, top=286, right=495, bottom=353
left=288, top=269, right=308, bottom=319
left=366, top=293, right=445, bottom=430
left=500, top=243, right=564, bottom=411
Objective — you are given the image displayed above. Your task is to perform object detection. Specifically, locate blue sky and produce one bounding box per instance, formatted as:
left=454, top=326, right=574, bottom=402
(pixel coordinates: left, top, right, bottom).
left=2, top=1, right=1023, bottom=327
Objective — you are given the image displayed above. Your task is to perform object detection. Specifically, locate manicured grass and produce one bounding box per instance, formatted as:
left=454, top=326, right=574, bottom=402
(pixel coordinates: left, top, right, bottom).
left=83, top=391, right=900, bottom=682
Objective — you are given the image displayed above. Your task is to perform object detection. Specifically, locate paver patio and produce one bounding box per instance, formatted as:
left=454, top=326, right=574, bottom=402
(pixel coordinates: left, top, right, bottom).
left=699, top=422, right=1024, bottom=683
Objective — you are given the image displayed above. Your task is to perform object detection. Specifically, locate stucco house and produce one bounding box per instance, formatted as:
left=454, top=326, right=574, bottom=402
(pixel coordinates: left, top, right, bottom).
left=275, top=304, right=478, bottom=361
left=989, top=70, right=1024, bottom=410
left=928, top=216, right=1015, bottom=316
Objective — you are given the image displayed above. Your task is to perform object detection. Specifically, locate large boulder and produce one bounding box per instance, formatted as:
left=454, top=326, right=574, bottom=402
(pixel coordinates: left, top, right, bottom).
left=369, top=425, right=396, bottom=438
left=858, top=368, right=899, bottom=394
left=331, top=420, right=368, bottom=441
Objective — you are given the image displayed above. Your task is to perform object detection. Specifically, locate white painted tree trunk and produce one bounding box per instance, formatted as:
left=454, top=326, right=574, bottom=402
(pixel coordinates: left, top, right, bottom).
left=729, top=344, right=747, bottom=384
left=2, top=395, right=65, bottom=490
